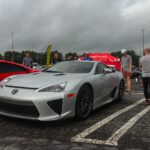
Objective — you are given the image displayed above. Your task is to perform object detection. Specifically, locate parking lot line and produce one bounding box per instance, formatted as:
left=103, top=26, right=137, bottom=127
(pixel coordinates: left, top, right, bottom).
left=106, top=105, right=150, bottom=146
left=71, top=106, right=150, bottom=146
left=71, top=98, right=145, bottom=144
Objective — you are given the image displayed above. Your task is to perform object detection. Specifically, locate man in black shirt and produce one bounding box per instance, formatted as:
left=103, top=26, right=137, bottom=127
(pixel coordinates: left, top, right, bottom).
left=51, top=53, right=60, bottom=65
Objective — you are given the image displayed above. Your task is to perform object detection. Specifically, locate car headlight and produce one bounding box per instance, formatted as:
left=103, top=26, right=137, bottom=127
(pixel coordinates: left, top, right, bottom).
left=3, top=78, right=12, bottom=83
left=0, top=77, right=12, bottom=88
left=0, top=75, right=19, bottom=88
left=38, top=83, right=66, bottom=92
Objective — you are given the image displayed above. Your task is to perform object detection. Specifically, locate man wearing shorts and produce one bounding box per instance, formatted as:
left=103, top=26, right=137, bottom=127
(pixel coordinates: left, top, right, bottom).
left=121, top=49, right=132, bottom=94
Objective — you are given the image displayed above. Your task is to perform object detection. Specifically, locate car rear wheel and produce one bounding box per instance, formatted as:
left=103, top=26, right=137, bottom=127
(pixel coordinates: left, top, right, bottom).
left=117, top=80, right=125, bottom=101
left=75, top=85, right=93, bottom=120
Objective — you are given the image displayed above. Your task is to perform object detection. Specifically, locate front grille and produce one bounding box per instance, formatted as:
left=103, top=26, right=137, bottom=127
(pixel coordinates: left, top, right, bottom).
left=0, top=98, right=39, bottom=118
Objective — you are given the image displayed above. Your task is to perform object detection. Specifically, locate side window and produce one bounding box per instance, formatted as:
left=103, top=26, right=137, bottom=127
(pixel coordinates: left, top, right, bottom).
left=95, top=63, right=104, bottom=74
left=95, top=63, right=108, bottom=74
left=0, top=63, right=28, bottom=73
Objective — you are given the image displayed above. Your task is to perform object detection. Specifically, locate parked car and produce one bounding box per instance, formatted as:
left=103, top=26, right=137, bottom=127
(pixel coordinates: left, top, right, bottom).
left=0, top=60, right=39, bottom=81
left=0, top=61, right=125, bottom=121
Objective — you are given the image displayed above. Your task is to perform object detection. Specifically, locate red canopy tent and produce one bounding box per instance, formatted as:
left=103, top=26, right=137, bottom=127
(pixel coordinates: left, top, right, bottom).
left=80, top=53, right=121, bottom=71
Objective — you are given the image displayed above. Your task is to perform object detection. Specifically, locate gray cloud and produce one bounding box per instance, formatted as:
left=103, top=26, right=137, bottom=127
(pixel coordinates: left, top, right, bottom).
left=0, top=0, right=150, bottom=55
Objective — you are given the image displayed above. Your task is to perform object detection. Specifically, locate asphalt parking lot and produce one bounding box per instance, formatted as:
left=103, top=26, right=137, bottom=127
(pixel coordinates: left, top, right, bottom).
left=0, top=80, right=149, bottom=150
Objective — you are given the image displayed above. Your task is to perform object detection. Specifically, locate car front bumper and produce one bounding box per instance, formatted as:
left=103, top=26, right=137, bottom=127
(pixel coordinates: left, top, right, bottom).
left=0, top=86, right=77, bottom=121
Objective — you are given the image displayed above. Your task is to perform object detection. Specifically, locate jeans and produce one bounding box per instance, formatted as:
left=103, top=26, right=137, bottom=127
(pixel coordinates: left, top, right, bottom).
left=142, top=77, right=150, bottom=99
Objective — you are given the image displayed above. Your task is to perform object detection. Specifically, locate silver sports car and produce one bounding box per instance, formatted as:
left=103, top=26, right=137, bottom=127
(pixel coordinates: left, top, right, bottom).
left=0, top=61, right=125, bottom=121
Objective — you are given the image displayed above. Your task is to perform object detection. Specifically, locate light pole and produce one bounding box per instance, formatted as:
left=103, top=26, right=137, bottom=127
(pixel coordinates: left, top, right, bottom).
left=142, top=29, right=145, bottom=56
left=11, top=32, right=14, bottom=61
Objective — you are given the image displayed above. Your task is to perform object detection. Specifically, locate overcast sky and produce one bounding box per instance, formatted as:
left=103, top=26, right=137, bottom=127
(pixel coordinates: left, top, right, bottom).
left=0, top=0, right=150, bottom=55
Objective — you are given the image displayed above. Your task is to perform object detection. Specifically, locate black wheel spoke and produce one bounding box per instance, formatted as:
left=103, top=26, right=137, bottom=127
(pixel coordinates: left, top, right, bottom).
left=76, top=85, right=93, bottom=119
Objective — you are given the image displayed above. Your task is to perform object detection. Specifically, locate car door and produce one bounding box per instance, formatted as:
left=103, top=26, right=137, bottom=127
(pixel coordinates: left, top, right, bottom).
left=102, top=64, right=116, bottom=99
left=0, top=62, right=29, bottom=81
left=93, top=63, right=114, bottom=107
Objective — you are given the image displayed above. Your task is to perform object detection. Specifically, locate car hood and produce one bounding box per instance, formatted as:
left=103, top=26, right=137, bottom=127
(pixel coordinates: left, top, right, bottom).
left=6, top=72, right=89, bottom=88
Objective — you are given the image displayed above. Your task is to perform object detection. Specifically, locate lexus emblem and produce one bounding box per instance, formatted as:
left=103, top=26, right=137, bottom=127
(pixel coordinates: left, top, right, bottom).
left=12, top=89, right=18, bottom=95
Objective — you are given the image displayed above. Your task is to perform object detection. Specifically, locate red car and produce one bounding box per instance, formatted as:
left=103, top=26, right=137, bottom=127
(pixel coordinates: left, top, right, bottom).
left=0, top=60, right=39, bottom=81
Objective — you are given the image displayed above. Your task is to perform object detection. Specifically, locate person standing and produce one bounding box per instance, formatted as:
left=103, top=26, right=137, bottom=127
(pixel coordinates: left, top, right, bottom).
left=83, top=53, right=93, bottom=61
left=139, top=48, right=150, bottom=104
left=51, top=52, right=60, bottom=65
left=121, top=49, right=132, bottom=94
left=66, top=55, right=73, bottom=61
left=74, top=55, right=79, bottom=60
left=23, top=52, right=33, bottom=68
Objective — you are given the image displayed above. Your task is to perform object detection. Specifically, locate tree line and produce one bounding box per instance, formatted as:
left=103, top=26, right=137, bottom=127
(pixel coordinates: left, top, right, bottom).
left=0, top=50, right=140, bottom=66
left=0, top=51, right=62, bottom=65
left=0, top=50, right=79, bottom=65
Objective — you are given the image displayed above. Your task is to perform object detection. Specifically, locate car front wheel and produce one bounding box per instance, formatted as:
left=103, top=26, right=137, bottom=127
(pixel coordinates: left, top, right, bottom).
left=75, top=85, right=93, bottom=120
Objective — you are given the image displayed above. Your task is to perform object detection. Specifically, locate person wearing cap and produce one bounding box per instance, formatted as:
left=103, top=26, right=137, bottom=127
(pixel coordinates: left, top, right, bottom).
left=121, top=49, right=132, bottom=94
left=139, top=48, right=150, bottom=104
left=83, top=53, right=93, bottom=61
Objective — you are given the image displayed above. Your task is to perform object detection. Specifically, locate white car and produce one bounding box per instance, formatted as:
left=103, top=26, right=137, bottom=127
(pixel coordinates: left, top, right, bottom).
left=0, top=61, right=125, bottom=121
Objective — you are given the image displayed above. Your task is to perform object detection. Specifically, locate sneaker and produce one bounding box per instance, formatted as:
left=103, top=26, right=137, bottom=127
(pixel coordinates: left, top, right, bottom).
left=135, top=78, right=138, bottom=82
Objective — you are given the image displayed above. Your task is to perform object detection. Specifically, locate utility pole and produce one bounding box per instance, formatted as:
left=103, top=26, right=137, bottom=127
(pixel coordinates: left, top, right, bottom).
left=11, top=32, right=14, bottom=61
left=142, top=29, right=145, bottom=56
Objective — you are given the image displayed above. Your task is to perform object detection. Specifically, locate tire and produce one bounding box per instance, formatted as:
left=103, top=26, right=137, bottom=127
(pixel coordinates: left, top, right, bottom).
left=117, top=80, right=125, bottom=101
left=75, top=85, right=93, bottom=120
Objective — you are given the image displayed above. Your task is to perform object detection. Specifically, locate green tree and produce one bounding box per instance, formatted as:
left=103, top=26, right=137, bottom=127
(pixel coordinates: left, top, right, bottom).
left=65, top=52, right=77, bottom=60
left=2, top=50, right=63, bottom=65
left=4, top=51, right=12, bottom=61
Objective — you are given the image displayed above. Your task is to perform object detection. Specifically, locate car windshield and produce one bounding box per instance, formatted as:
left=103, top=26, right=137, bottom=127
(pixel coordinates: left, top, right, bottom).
left=44, top=61, right=94, bottom=73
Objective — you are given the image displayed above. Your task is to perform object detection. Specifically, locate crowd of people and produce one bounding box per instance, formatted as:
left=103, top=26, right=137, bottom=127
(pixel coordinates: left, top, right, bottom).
left=120, top=48, right=150, bottom=104
left=51, top=52, right=93, bottom=65
left=22, top=48, right=150, bottom=105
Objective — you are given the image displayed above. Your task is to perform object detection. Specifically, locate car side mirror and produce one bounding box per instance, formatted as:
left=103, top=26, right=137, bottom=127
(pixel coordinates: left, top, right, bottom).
left=103, top=68, right=113, bottom=75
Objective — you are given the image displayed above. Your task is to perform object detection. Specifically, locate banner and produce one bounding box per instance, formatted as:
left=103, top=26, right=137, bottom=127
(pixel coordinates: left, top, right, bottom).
left=46, top=45, right=52, bottom=66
